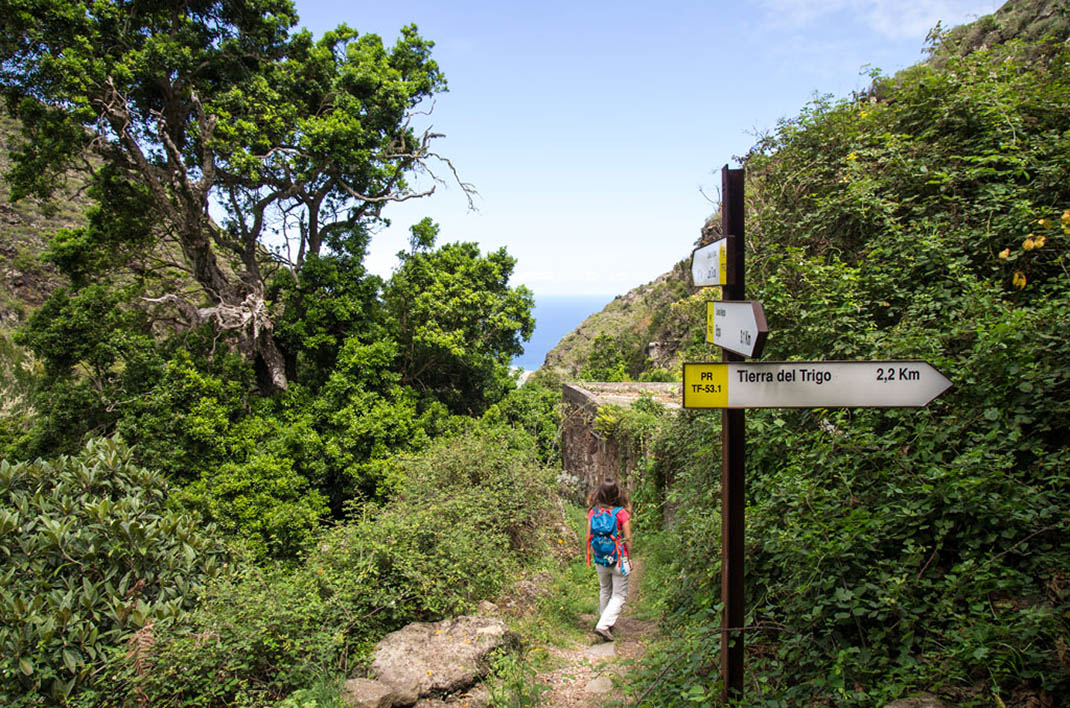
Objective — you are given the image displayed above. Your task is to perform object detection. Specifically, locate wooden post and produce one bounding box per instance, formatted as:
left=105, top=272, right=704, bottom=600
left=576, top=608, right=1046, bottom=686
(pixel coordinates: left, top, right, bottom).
left=720, top=165, right=746, bottom=703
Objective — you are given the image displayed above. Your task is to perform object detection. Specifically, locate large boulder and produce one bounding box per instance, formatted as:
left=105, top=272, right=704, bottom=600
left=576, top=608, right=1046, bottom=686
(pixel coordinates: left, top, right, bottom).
left=371, top=615, right=512, bottom=705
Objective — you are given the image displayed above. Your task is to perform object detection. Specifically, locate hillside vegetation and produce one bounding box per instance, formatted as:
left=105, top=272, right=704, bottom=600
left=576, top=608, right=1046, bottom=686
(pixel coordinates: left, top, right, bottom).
left=568, top=11, right=1070, bottom=707
left=0, top=2, right=565, bottom=705
left=3, top=1, right=1070, bottom=706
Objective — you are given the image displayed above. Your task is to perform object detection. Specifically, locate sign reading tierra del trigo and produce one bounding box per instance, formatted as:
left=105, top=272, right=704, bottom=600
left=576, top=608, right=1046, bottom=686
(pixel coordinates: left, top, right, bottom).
left=683, top=360, right=952, bottom=409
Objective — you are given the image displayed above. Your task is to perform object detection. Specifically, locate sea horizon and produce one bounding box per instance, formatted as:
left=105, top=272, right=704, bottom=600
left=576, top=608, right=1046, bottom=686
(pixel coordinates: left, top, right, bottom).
left=512, top=293, right=616, bottom=372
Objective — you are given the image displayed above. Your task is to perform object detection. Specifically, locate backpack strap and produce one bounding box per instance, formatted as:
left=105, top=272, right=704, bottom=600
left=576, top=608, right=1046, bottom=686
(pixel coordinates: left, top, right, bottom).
left=611, top=507, right=624, bottom=569
left=586, top=507, right=595, bottom=567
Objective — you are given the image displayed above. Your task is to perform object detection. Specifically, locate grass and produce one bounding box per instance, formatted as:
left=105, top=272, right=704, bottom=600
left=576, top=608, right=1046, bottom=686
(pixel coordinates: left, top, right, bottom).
left=509, top=501, right=598, bottom=647
left=482, top=501, right=601, bottom=706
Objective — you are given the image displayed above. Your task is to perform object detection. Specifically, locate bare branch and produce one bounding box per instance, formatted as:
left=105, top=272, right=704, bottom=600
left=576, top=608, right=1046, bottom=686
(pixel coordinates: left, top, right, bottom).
left=335, top=179, right=436, bottom=204
left=190, top=91, right=217, bottom=192
left=99, top=78, right=181, bottom=226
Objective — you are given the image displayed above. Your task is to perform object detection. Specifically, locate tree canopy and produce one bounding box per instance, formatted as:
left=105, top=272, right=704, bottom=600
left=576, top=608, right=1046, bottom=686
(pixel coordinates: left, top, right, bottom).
left=1, top=2, right=533, bottom=557
left=1, top=0, right=466, bottom=391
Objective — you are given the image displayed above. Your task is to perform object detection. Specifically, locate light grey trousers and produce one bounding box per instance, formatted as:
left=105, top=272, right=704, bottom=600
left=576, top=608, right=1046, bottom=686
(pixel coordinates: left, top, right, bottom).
left=595, top=562, right=629, bottom=631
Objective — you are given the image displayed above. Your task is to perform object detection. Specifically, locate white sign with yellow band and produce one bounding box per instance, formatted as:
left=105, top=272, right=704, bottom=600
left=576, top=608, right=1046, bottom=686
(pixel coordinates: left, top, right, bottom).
left=682, top=361, right=952, bottom=409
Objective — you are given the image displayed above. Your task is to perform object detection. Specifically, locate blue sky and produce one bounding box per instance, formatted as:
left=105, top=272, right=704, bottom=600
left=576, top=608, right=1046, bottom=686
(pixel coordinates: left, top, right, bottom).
left=294, top=0, right=1003, bottom=296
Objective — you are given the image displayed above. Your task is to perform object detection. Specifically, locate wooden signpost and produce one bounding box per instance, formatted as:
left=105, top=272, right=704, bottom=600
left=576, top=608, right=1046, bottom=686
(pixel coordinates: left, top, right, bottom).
left=688, top=166, right=951, bottom=703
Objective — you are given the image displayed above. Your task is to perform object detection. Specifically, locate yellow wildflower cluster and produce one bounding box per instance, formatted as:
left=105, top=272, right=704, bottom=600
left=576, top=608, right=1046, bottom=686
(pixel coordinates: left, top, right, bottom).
left=997, top=210, right=1068, bottom=290
left=1022, top=234, right=1046, bottom=251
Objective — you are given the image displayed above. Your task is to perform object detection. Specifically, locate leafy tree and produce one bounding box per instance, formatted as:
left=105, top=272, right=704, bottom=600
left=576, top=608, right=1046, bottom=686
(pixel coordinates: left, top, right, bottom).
left=580, top=333, right=631, bottom=382
left=383, top=221, right=534, bottom=414
left=1, top=1, right=459, bottom=391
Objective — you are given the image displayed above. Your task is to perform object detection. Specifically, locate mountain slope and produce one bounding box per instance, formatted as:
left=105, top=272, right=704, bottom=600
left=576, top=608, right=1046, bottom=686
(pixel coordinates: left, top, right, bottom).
left=543, top=0, right=1070, bottom=383
left=0, top=114, right=80, bottom=328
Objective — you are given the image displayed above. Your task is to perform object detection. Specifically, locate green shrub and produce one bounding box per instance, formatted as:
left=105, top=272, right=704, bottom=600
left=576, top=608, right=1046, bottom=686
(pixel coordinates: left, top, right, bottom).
left=102, top=566, right=348, bottom=707
left=113, top=426, right=557, bottom=706
left=481, top=377, right=563, bottom=467
left=0, top=331, right=39, bottom=456
left=0, top=437, right=227, bottom=706
left=631, top=37, right=1070, bottom=704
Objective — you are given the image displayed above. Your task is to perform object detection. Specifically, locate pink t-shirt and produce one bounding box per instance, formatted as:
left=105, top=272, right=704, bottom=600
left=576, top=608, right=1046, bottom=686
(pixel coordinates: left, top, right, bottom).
left=588, top=506, right=631, bottom=556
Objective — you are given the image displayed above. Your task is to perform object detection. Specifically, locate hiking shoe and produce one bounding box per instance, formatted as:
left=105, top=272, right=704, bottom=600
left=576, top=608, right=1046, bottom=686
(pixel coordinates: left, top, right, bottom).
left=594, top=627, right=614, bottom=642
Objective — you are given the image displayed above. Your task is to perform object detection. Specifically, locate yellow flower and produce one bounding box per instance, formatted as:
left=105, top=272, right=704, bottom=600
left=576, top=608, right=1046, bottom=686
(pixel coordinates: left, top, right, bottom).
left=1062, top=209, right=1070, bottom=225
left=998, top=248, right=1011, bottom=260
left=846, top=152, right=859, bottom=161
left=1037, top=218, right=1049, bottom=228
left=1034, top=235, right=1046, bottom=248
left=1022, top=236, right=1035, bottom=251
left=1012, top=271, right=1027, bottom=289
left=859, top=110, right=870, bottom=119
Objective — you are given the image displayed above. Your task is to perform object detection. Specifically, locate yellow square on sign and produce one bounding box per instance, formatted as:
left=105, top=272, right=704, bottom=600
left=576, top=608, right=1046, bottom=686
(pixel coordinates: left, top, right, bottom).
left=682, top=363, right=729, bottom=408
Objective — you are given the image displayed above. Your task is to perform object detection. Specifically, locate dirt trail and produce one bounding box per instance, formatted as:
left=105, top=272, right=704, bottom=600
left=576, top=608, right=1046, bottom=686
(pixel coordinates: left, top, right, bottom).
left=537, top=560, right=658, bottom=707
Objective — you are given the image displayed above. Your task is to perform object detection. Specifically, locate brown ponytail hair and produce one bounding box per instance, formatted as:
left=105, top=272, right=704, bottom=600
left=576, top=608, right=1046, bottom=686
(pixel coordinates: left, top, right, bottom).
left=587, top=478, right=629, bottom=510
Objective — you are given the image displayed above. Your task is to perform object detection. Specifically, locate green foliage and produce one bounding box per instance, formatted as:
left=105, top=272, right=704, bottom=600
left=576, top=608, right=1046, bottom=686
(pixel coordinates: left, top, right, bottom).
left=176, top=450, right=329, bottom=560
left=9, top=228, right=532, bottom=557
left=384, top=237, right=535, bottom=415
left=270, top=240, right=384, bottom=391
left=0, top=331, right=38, bottom=456
left=1, top=0, right=452, bottom=392
left=633, top=37, right=1070, bottom=706
left=42, top=166, right=157, bottom=287
left=0, top=437, right=227, bottom=706
left=580, top=333, right=631, bottom=382
left=487, top=650, right=552, bottom=707
left=481, top=377, right=563, bottom=467
left=107, top=427, right=556, bottom=706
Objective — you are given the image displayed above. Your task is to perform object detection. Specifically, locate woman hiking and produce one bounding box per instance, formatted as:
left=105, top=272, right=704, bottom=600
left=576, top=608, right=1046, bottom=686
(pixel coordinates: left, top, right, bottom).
left=586, top=478, right=633, bottom=642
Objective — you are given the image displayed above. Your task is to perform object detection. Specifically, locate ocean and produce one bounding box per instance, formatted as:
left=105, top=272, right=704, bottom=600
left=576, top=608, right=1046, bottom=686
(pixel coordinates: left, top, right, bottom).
left=513, top=294, right=615, bottom=372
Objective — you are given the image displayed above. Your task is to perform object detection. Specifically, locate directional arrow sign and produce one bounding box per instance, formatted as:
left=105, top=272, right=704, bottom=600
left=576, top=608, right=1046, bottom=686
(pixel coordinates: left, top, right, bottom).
left=691, top=238, right=733, bottom=287
left=683, top=361, right=952, bottom=409
left=707, top=301, right=768, bottom=358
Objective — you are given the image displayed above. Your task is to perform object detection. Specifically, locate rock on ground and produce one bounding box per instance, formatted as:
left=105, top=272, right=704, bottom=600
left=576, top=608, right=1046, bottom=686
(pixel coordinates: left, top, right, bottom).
left=412, top=684, right=489, bottom=708
left=371, top=615, right=511, bottom=706
left=584, top=675, right=614, bottom=694
left=341, top=678, right=396, bottom=708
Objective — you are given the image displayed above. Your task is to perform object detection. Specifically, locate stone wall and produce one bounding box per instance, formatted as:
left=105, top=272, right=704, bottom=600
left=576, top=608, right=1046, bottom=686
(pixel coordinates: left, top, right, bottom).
left=560, top=382, right=678, bottom=498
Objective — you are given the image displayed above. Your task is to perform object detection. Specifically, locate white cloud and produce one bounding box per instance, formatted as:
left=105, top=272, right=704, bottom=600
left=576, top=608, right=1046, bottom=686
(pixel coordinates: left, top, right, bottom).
left=760, top=0, right=1000, bottom=39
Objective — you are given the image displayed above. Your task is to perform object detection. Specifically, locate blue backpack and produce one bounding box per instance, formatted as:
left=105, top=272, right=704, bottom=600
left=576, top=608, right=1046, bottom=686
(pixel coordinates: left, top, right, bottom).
left=587, top=506, right=623, bottom=568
